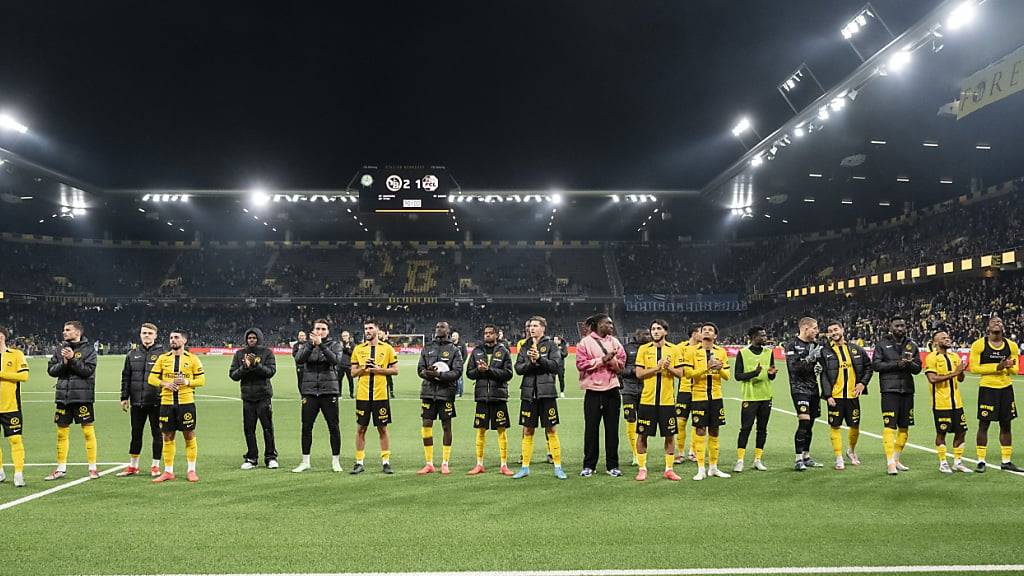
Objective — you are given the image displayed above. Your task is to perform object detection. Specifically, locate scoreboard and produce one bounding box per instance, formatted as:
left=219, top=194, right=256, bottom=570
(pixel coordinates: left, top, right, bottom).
left=357, top=166, right=451, bottom=214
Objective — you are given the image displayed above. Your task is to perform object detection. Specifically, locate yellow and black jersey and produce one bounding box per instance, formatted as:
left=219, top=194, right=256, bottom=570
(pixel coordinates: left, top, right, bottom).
left=970, top=337, right=1019, bottom=389
left=682, top=345, right=730, bottom=402
left=352, top=341, right=398, bottom=401
left=0, top=347, right=29, bottom=413
left=147, top=351, right=206, bottom=405
left=635, top=342, right=678, bottom=406
left=924, top=350, right=964, bottom=411
left=675, top=342, right=694, bottom=393
left=829, top=342, right=858, bottom=399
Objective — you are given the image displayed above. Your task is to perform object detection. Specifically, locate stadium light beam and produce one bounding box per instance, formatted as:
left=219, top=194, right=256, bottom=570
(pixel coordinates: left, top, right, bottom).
left=887, top=49, right=912, bottom=73
left=946, top=1, right=977, bottom=31
left=0, top=113, right=28, bottom=134
left=731, top=117, right=752, bottom=137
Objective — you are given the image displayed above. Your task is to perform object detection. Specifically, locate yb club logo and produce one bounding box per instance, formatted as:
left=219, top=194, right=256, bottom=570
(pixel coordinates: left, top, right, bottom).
left=78, top=405, right=89, bottom=416
left=9, top=416, right=20, bottom=426
left=183, top=412, right=194, bottom=422
left=496, top=410, right=505, bottom=419
left=548, top=408, right=556, bottom=417
left=378, top=407, right=388, bottom=416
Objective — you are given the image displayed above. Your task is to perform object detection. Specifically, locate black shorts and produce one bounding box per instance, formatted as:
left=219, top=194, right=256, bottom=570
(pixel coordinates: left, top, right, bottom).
left=827, top=398, right=861, bottom=428
left=675, top=391, right=693, bottom=420
left=934, top=408, right=968, bottom=434
left=0, top=412, right=23, bottom=437
left=690, top=398, right=726, bottom=429
left=55, top=402, right=95, bottom=426
left=791, top=394, right=821, bottom=420
left=356, top=399, right=392, bottom=427
left=421, top=399, right=457, bottom=421
left=474, top=401, right=510, bottom=430
left=881, top=393, right=915, bottom=429
left=159, top=403, right=197, bottom=433
left=519, top=398, right=559, bottom=429
left=621, top=394, right=638, bottom=423
left=978, top=387, right=1017, bottom=422
left=637, top=404, right=677, bottom=437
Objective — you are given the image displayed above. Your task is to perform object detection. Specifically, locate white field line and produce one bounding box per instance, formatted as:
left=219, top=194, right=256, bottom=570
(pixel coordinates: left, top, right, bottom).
left=0, top=464, right=128, bottom=512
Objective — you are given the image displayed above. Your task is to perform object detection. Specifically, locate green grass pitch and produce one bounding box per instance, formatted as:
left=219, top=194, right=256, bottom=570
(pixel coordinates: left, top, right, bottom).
left=2, top=353, right=1023, bottom=575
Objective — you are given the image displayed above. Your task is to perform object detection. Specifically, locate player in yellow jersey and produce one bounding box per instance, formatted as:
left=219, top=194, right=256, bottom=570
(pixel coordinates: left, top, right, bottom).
left=969, top=316, right=1022, bottom=473
left=633, top=319, right=681, bottom=481
left=350, top=320, right=399, bottom=475
left=682, top=322, right=731, bottom=481
left=0, top=327, right=29, bottom=487
left=820, top=321, right=872, bottom=470
left=924, top=330, right=972, bottom=474
left=674, top=325, right=700, bottom=464
left=148, top=329, right=205, bottom=483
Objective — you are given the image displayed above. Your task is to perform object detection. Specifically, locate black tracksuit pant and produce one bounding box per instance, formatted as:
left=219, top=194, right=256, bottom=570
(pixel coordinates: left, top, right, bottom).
left=583, top=389, right=621, bottom=471
left=129, top=404, right=162, bottom=460
left=301, top=394, right=341, bottom=456
left=243, top=398, right=278, bottom=464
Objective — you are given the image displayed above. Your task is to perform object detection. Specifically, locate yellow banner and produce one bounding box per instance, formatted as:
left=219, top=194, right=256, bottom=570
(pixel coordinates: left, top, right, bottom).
left=958, top=44, right=1024, bottom=119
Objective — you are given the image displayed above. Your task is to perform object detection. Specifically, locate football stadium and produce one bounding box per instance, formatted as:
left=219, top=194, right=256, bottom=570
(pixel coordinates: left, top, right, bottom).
left=1, top=1, right=1024, bottom=575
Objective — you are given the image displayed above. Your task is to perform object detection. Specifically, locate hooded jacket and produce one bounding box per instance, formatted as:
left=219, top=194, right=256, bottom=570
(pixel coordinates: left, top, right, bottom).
left=121, top=341, right=165, bottom=406
left=294, top=337, right=342, bottom=396
left=417, top=336, right=464, bottom=401
left=466, top=341, right=514, bottom=402
left=229, top=328, right=277, bottom=401
left=48, top=338, right=98, bottom=404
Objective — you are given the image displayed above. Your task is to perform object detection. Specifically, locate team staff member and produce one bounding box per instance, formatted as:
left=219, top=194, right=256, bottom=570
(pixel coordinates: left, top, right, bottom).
left=681, top=322, right=731, bottom=481
left=925, top=330, right=972, bottom=474
left=820, top=320, right=872, bottom=471
left=117, top=323, right=165, bottom=477
left=784, top=317, right=826, bottom=472
left=44, top=321, right=99, bottom=481
left=633, top=319, right=680, bottom=482
left=292, top=319, right=343, bottom=473
left=872, top=315, right=922, bottom=476
left=416, top=321, right=463, bottom=476
left=350, top=320, right=399, bottom=475
left=229, top=328, right=278, bottom=470
left=576, top=314, right=626, bottom=478
left=733, top=326, right=775, bottom=473
left=970, top=316, right=1022, bottom=472
left=0, top=326, right=29, bottom=487
left=293, top=331, right=307, bottom=389
left=554, top=335, right=569, bottom=398
left=512, top=316, right=566, bottom=480
left=620, top=328, right=651, bottom=467
left=675, top=325, right=701, bottom=464
left=149, top=329, right=205, bottom=483
left=340, top=330, right=355, bottom=399
left=466, top=324, right=515, bottom=476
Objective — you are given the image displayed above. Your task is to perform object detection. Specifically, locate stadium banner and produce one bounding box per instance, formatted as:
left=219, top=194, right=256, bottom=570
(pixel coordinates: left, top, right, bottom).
left=958, top=43, right=1024, bottom=119
left=624, top=293, right=747, bottom=312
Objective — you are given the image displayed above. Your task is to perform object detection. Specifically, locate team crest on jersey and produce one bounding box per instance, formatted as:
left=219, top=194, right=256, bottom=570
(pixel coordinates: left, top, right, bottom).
left=378, top=407, right=388, bottom=416
left=540, top=347, right=548, bottom=353
left=183, top=412, right=194, bottom=422
left=852, top=409, right=860, bottom=418
left=9, top=417, right=20, bottom=426
left=497, top=410, right=505, bottom=419
left=442, top=351, right=450, bottom=358
left=742, top=402, right=749, bottom=408
left=4, top=361, right=10, bottom=368
left=150, top=355, right=158, bottom=361
left=495, top=352, right=502, bottom=358
left=74, top=352, right=82, bottom=359
left=78, top=405, right=89, bottom=415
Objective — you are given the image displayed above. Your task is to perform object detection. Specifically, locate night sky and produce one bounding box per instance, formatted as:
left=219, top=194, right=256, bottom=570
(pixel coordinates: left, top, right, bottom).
left=0, top=1, right=936, bottom=191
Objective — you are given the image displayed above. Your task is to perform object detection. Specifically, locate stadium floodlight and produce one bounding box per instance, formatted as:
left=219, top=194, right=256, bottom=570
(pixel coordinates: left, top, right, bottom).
left=750, top=155, right=763, bottom=168
left=829, top=97, right=846, bottom=111
left=887, top=49, right=912, bottom=73
left=946, top=1, right=977, bottom=31
left=793, top=125, right=806, bottom=138
left=976, top=143, right=991, bottom=150
left=550, top=194, right=563, bottom=205
left=251, top=189, right=271, bottom=207
left=817, top=106, right=830, bottom=120
left=0, top=113, right=28, bottom=134
left=731, top=117, right=752, bottom=137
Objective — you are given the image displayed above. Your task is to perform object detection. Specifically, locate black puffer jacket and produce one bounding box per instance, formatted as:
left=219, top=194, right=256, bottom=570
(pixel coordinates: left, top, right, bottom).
left=820, top=341, right=873, bottom=398
left=872, top=335, right=922, bottom=394
left=466, top=342, right=513, bottom=402
left=417, top=337, right=463, bottom=401
left=229, top=328, right=277, bottom=401
left=48, top=338, right=98, bottom=404
left=514, top=335, right=562, bottom=400
left=619, top=341, right=642, bottom=397
left=120, top=342, right=165, bottom=406
left=294, top=338, right=342, bottom=396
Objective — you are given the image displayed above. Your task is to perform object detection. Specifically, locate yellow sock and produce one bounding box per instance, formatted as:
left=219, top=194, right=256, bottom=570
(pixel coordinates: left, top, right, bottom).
left=9, top=436, right=23, bottom=474
left=830, top=427, right=842, bottom=457
left=163, top=438, right=176, bottom=469
left=676, top=418, right=687, bottom=453
left=693, top=434, right=707, bottom=467
left=442, top=445, right=452, bottom=464
left=664, top=453, right=674, bottom=471
left=381, top=450, right=391, bottom=463
left=626, top=421, right=638, bottom=460
left=185, top=436, right=197, bottom=463
left=522, top=434, right=534, bottom=467
left=737, top=447, right=746, bottom=462
left=895, top=428, right=909, bottom=454
left=1001, top=445, right=1013, bottom=464
left=977, top=445, right=988, bottom=462
left=848, top=427, right=860, bottom=451
left=754, top=447, right=764, bottom=461
left=637, top=451, right=648, bottom=470
left=882, top=428, right=895, bottom=462
left=422, top=427, right=434, bottom=463
left=708, top=435, right=719, bottom=466
left=83, top=425, right=98, bottom=465
left=547, top=431, right=562, bottom=467
left=56, top=427, right=70, bottom=465
left=475, top=429, right=486, bottom=463
left=355, top=449, right=366, bottom=463
left=937, top=444, right=947, bottom=462
left=953, top=445, right=964, bottom=462
left=497, top=428, right=508, bottom=464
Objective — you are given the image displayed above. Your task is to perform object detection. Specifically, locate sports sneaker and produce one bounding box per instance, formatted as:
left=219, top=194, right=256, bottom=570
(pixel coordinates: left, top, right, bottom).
left=834, top=457, right=845, bottom=471
left=467, top=464, right=486, bottom=476
left=886, top=463, right=899, bottom=476
left=332, top=460, right=344, bottom=473
left=499, top=464, right=514, bottom=477
left=938, top=461, right=953, bottom=474
left=579, top=468, right=594, bottom=478
left=44, top=470, right=66, bottom=481
left=150, top=466, right=161, bottom=477
left=553, top=466, right=567, bottom=479
left=267, top=460, right=279, bottom=469
left=692, top=468, right=707, bottom=481
left=186, top=470, right=199, bottom=483
left=440, top=463, right=450, bottom=475
left=804, top=457, right=823, bottom=468
left=416, top=463, right=436, bottom=475
left=350, top=463, right=365, bottom=475
left=607, top=468, right=623, bottom=477
left=954, top=462, right=974, bottom=473
left=708, top=466, right=731, bottom=479
left=152, top=472, right=175, bottom=483
left=116, top=467, right=139, bottom=477
left=240, top=462, right=256, bottom=470
left=674, top=454, right=686, bottom=465
left=733, top=460, right=744, bottom=473
left=687, top=451, right=698, bottom=462
left=976, top=461, right=987, bottom=473
left=794, top=460, right=807, bottom=472
left=291, top=463, right=311, bottom=473
left=635, top=468, right=648, bottom=481
left=559, top=392, right=566, bottom=398
left=512, top=466, right=530, bottom=479
left=13, top=472, right=24, bottom=487
left=663, top=469, right=681, bottom=481
left=895, top=461, right=910, bottom=472
left=752, top=459, right=768, bottom=471
left=546, top=453, right=555, bottom=465
left=382, top=463, right=394, bottom=475
left=847, top=450, right=861, bottom=466
left=88, top=469, right=100, bottom=480
left=0, top=469, right=5, bottom=482
left=1000, top=462, right=1024, bottom=473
